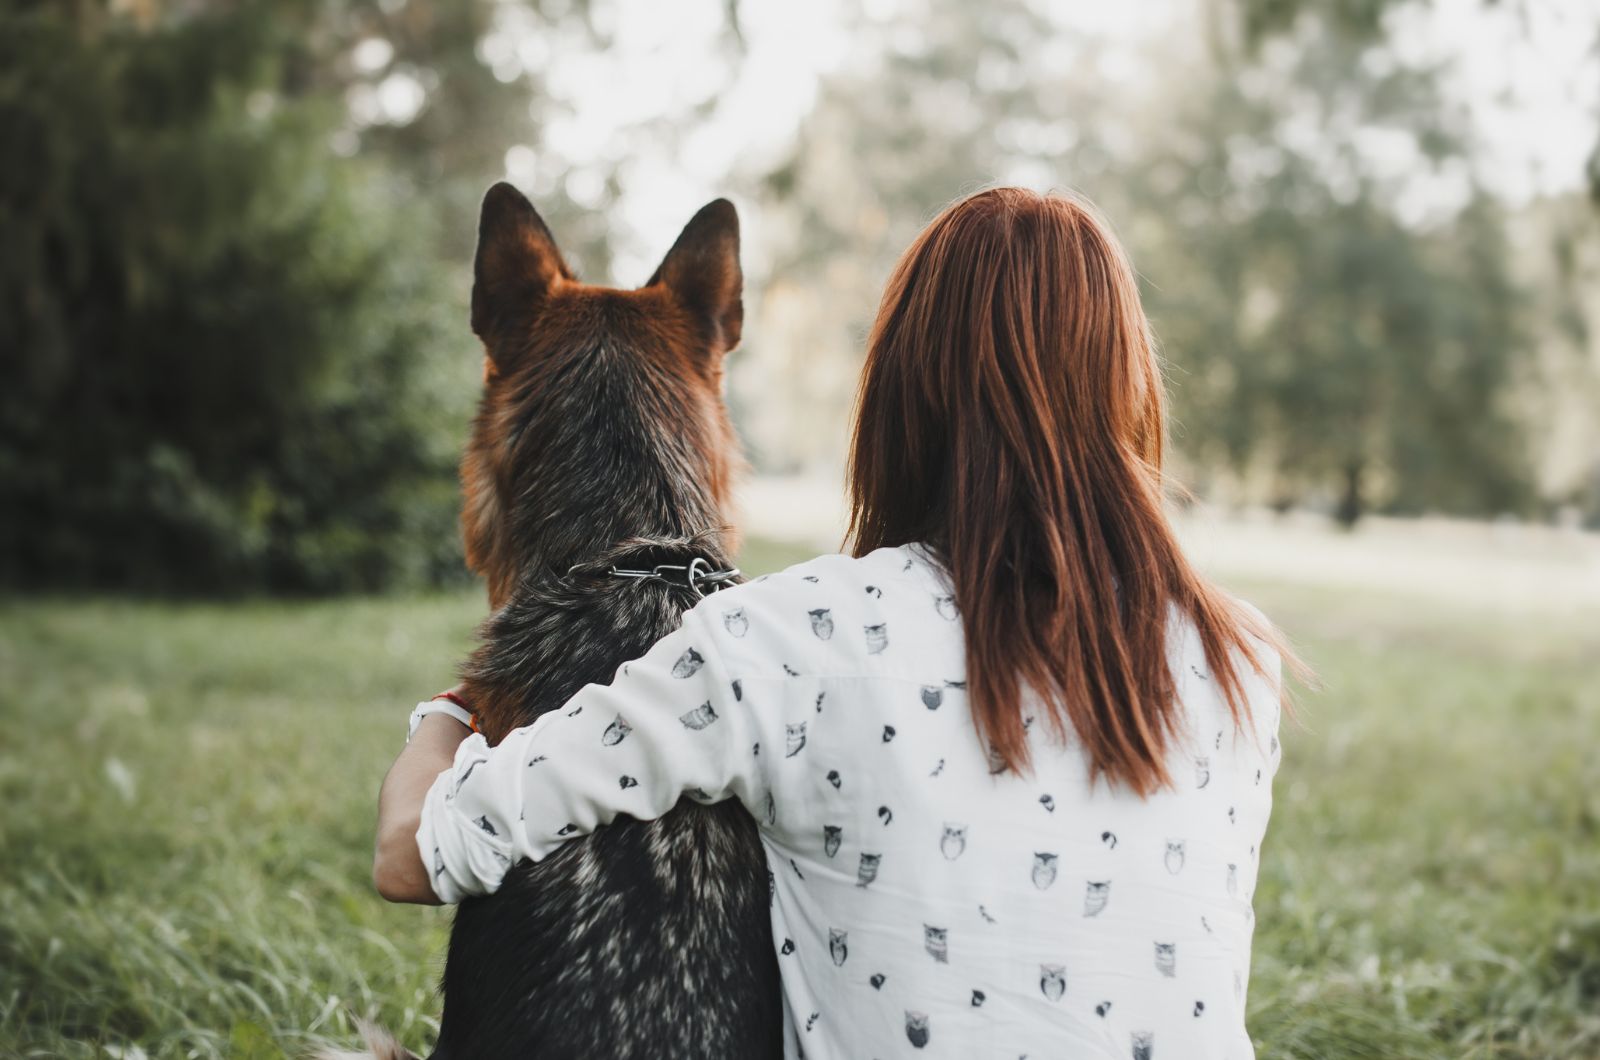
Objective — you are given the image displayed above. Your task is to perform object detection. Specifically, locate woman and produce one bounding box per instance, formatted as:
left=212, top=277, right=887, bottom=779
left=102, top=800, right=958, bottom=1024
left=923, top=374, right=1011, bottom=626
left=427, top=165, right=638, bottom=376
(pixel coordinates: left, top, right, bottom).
left=375, top=187, right=1301, bottom=1059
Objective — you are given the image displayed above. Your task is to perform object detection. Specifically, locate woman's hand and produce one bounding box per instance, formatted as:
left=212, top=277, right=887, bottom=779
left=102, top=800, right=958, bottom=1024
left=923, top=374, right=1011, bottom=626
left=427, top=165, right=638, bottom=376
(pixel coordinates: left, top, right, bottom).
left=374, top=711, right=472, bottom=904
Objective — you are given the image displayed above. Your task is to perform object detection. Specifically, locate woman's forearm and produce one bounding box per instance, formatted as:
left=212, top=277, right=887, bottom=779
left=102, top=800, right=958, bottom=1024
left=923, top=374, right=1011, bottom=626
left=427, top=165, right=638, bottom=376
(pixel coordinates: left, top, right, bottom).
left=374, top=713, right=471, bottom=904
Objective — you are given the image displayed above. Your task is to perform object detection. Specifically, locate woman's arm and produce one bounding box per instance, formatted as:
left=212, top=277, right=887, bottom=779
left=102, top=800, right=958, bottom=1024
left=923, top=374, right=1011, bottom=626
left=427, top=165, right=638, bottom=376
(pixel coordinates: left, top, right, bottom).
left=374, top=712, right=471, bottom=904
left=386, top=600, right=764, bottom=905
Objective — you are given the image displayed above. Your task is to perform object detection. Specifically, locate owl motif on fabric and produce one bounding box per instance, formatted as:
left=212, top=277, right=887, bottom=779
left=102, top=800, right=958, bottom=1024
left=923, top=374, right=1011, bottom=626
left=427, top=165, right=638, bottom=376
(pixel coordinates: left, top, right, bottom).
left=940, top=823, right=967, bottom=861
left=1084, top=880, right=1111, bottom=917
left=601, top=716, right=632, bottom=746
left=1040, top=963, right=1067, bottom=1002
left=678, top=702, right=718, bottom=730
left=671, top=647, right=705, bottom=679
left=905, top=1012, right=930, bottom=1049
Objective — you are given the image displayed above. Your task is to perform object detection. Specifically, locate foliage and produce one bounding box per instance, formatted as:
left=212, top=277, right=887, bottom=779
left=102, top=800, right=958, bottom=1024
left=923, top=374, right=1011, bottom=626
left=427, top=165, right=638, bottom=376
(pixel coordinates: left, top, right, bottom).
left=0, top=3, right=477, bottom=593
left=1128, top=21, right=1536, bottom=522
left=753, top=0, right=1553, bottom=523
left=2, top=540, right=1597, bottom=1057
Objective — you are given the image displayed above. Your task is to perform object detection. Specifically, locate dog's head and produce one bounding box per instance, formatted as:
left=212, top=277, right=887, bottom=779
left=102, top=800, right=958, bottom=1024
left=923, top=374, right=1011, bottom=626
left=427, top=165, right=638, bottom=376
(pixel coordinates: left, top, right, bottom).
left=461, top=183, right=744, bottom=606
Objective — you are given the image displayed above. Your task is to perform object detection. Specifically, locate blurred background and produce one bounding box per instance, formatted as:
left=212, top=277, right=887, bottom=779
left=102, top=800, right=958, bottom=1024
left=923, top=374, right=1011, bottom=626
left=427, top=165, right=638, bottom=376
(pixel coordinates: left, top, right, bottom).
left=2, top=1, right=1597, bottom=1057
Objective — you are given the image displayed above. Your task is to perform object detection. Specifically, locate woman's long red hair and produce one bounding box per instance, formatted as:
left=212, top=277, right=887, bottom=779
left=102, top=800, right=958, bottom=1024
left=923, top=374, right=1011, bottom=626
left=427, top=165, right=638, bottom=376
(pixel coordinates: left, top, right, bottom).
left=847, top=187, right=1302, bottom=795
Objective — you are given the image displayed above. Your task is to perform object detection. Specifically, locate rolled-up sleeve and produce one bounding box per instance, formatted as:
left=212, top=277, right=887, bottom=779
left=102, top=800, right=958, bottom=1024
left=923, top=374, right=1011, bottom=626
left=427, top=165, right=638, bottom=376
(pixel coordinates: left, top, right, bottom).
left=417, top=604, right=759, bottom=903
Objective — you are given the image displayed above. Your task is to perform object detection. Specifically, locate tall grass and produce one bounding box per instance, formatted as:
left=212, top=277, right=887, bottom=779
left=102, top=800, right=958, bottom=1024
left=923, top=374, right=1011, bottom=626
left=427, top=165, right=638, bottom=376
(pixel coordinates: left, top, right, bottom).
left=1, top=541, right=1595, bottom=1057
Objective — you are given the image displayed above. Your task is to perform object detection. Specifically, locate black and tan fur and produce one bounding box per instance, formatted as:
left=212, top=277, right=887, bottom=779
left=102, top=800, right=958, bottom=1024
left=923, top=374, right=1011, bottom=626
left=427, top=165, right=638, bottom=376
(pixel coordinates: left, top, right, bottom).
left=348, top=183, right=779, bottom=1058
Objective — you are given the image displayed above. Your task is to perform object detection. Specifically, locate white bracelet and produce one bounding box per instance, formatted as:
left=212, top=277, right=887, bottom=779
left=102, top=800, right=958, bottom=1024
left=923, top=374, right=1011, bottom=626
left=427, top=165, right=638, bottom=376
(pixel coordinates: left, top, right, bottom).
left=407, top=698, right=475, bottom=742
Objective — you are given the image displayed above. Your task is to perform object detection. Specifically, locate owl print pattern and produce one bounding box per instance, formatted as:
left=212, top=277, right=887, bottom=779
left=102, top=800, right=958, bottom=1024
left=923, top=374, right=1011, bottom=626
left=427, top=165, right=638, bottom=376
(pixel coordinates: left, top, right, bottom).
left=678, top=701, right=718, bottom=730
left=940, top=823, right=967, bottom=860
left=601, top=715, right=631, bottom=746
left=420, top=542, right=1282, bottom=1060
left=670, top=647, right=705, bottom=679
left=1040, top=963, right=1067, bottom=1002
left=905, top=1011, right=930, bottom=1049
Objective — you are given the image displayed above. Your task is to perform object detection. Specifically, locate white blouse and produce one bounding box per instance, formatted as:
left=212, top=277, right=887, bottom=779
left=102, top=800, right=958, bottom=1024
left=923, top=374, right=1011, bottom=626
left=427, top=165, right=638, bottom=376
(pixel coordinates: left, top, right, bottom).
left=419, top=542, right=1282, bottom=1060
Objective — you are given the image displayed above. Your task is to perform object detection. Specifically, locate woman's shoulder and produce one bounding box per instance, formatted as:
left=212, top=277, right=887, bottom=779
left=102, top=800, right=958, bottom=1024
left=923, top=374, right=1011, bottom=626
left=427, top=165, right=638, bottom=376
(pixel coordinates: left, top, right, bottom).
left=718, top=544, right=928, bottom=602
left=683, top=543, right=944, bottom=652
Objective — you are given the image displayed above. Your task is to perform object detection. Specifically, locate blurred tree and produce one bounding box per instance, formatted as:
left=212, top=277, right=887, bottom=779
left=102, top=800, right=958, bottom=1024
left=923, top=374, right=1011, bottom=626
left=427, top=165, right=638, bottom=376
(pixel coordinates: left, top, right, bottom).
left=1131, top=14, right=1536, bottom=523
left=0, top=0, right=749, bottom=593
left=753, top=0, right=1544, bottom=525
left=1236, top=0, right=1600, bottom=203
left=742, top=0, right=1114, bottom=473
left=0, top=2, right=495, bottom=592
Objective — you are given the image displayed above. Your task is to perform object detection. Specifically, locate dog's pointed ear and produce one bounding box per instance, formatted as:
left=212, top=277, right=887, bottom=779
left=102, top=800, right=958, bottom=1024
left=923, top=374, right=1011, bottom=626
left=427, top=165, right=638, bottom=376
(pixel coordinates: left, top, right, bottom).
left=472, top=182, right=571, bottom=354
left=647, top=199, right=742, bottom=355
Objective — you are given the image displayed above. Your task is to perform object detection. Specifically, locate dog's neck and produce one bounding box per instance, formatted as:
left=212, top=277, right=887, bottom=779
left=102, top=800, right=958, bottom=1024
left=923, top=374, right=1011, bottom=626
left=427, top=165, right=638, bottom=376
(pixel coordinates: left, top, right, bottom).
left=496, top=346, right=733, bottom=584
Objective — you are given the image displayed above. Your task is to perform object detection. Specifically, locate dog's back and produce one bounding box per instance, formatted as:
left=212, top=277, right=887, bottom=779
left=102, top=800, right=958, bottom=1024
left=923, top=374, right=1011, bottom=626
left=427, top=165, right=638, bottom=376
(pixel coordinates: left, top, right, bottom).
left=438, top=544, right=777, bottom=1058
left=432, top=186, right=778, bottom=1058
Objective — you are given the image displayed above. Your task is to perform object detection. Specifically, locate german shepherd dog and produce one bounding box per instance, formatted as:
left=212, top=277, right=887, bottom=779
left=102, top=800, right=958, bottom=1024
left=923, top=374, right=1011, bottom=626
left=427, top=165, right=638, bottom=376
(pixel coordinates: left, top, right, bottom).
left=353, top=184, right=781, bottom=1058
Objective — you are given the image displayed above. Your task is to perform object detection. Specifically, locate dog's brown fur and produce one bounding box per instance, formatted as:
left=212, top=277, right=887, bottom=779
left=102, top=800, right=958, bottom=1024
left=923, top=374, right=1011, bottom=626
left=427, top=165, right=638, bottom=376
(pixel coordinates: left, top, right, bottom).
left=335, top=185, right=779, bottom=1059
left=457, top=195, right=745, bottom=734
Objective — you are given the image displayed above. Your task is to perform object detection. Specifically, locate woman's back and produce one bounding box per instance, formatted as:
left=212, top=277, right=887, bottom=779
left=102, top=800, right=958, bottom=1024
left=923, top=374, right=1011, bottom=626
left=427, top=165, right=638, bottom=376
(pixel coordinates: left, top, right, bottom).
left=410, top=187, right=1301, bottom=1059
left=711, top=542, right=1281, bottom=1059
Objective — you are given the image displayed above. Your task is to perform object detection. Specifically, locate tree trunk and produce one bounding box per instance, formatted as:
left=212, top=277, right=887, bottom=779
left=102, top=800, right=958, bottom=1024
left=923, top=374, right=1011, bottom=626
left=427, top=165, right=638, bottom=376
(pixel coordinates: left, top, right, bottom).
left=1334, top=460, right=1364, bottom=529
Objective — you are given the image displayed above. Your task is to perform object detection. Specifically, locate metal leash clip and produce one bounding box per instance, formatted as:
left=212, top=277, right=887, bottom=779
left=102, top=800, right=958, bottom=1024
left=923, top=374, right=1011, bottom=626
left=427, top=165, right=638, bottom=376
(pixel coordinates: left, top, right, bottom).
left=606, top=556, right=741, bottom=598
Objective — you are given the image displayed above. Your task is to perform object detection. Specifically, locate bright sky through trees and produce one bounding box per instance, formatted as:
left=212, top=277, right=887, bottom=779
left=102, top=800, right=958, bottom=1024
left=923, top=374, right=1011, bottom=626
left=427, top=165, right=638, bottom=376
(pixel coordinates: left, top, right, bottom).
left=482, top=0, right=1598, bottom=280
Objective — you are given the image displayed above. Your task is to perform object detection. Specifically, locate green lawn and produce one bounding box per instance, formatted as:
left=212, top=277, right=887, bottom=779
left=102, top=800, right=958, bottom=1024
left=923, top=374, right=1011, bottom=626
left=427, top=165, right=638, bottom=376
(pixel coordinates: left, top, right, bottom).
left=1, top=539, right=1596, bottom=1058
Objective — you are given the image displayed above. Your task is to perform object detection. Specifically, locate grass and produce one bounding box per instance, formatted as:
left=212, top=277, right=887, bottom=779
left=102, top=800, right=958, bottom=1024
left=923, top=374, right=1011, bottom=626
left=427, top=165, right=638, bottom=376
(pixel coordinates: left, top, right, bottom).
left=1, top=538, right=1596, bottom=1058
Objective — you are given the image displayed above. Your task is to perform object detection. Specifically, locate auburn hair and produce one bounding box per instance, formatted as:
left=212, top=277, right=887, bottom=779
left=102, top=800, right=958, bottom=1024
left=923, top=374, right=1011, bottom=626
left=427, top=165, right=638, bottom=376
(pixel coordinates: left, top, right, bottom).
left=847, top=187, right=1303, bottom=795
